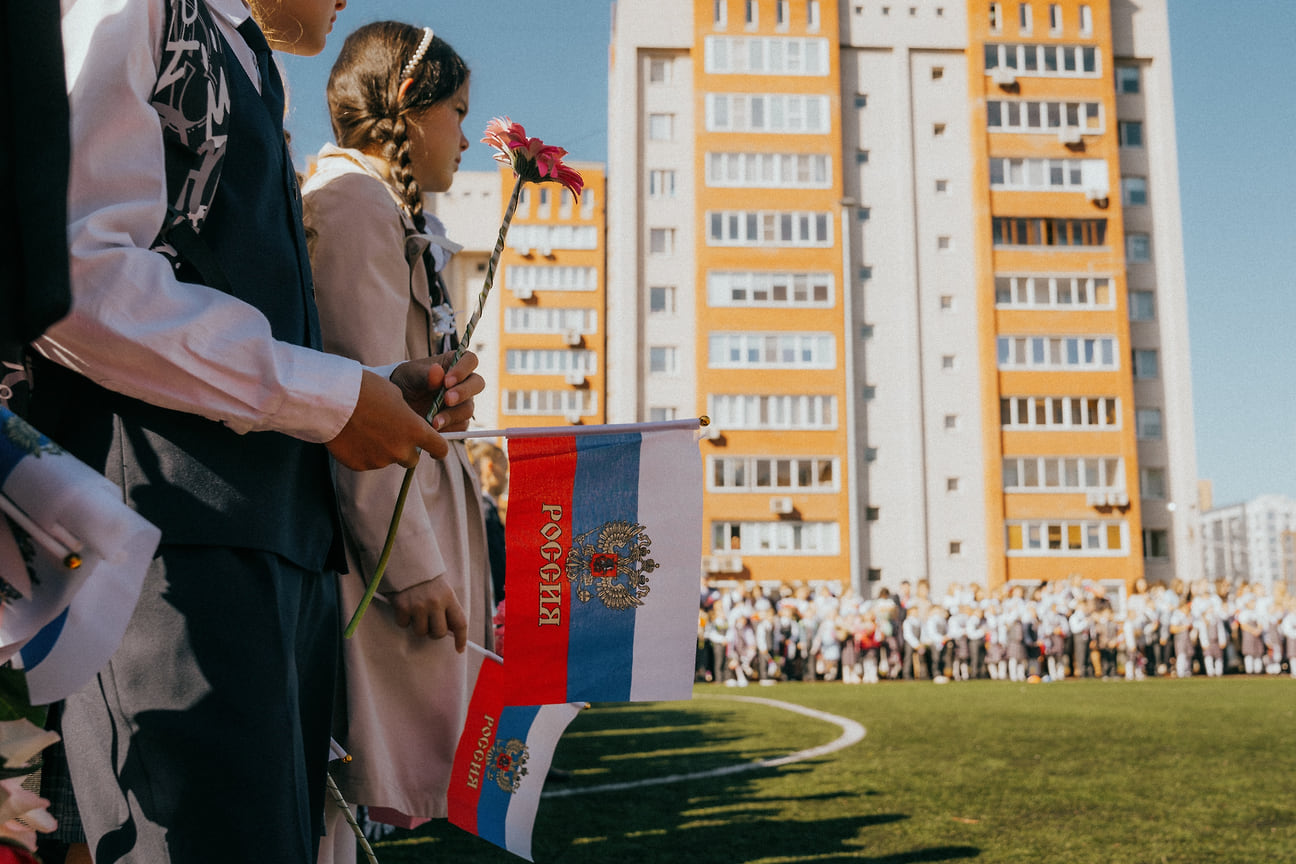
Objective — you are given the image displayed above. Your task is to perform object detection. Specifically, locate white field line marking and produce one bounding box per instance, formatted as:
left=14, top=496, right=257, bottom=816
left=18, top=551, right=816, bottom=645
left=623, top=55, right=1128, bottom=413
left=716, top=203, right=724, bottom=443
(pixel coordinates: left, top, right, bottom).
left=542, top=694, right=866, bottom=799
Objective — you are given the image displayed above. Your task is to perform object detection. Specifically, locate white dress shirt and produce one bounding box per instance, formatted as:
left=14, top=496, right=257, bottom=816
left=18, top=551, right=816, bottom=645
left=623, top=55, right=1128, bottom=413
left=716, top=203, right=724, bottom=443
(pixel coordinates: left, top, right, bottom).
left=38, top=0, right=361, bottom=442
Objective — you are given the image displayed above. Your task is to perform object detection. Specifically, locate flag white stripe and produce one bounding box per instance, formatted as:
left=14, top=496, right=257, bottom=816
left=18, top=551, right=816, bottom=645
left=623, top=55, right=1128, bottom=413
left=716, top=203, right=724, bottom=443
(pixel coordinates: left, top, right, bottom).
left=504, top=702, right=582, bottom=861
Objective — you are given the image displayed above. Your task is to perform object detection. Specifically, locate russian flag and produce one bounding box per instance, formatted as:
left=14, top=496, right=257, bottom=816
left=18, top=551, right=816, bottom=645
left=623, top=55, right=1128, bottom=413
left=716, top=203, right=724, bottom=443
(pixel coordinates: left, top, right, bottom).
left=503, top=427, right=702, bottom=704
left=0, top=407, right=159, bottom=703
left=447, top=650, right=581, bottom=861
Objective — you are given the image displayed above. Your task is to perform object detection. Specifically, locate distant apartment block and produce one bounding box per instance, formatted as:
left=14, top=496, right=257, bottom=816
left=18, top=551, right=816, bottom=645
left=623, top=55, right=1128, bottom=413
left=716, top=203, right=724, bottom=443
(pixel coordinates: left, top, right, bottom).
left=1200, top=495, right=1296, bottom=593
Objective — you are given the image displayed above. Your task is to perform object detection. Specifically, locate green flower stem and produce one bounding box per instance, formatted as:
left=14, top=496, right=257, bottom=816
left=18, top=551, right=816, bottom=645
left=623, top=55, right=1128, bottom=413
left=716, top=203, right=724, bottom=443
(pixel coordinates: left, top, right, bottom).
left=343, top=172, right=527, bottom=639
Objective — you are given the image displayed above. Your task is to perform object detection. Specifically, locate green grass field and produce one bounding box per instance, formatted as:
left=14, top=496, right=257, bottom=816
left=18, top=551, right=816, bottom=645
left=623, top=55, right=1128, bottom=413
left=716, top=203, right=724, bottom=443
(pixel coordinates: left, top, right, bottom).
left=373, top=677, right=1296, bottom=864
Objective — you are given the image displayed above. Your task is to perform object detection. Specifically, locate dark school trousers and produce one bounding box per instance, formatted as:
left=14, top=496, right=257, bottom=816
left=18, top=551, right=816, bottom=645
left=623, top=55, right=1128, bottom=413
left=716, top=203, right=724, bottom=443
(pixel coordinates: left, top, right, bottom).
left=63, top=545, right=338, bottom=864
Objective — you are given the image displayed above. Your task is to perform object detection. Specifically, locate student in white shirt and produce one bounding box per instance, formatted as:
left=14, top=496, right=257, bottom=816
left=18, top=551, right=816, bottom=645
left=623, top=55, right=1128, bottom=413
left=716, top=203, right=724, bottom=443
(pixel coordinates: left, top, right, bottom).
left=35, top=2, right=482, bottom=862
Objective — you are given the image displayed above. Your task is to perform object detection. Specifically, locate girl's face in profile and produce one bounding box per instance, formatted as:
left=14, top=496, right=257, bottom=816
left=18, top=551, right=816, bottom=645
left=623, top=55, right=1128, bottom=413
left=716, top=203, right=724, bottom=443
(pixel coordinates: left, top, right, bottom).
left=407, top=80, right=471, bottom=194
left=259, top=0, right=347, bottom=56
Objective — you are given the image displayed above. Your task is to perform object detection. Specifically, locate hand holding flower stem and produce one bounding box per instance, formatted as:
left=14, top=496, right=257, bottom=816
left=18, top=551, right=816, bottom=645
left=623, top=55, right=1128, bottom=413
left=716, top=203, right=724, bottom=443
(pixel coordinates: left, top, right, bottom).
left=344, top=119, right=583, bottom=638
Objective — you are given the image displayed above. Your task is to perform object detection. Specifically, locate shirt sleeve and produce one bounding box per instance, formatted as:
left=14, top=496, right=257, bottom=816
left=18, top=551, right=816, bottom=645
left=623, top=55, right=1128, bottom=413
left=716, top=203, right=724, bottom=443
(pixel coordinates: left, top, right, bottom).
left=36, top=0, right=361, bottom=443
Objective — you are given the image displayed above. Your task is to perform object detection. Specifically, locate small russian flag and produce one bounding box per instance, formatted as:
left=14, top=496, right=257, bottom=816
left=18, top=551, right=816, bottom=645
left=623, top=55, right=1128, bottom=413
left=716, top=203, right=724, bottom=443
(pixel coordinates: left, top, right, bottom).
left=502, top=428, right=703, bottom=704
left=447, top=649, right=581, bottom=861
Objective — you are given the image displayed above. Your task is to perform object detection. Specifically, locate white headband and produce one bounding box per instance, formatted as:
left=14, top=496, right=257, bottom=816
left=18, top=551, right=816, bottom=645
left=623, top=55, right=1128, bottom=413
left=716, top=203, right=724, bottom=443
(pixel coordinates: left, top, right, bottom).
left=400, top=27, right=435, bottom=82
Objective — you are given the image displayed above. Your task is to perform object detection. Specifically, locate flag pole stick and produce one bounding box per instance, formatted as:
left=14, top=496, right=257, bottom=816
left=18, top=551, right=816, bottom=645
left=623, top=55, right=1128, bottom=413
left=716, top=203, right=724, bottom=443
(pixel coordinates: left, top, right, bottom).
left=442, top=416, right=709, bottom=442
left=0, top=494, right=83, bottom=569
left=326, top=770, right=380, bottom=864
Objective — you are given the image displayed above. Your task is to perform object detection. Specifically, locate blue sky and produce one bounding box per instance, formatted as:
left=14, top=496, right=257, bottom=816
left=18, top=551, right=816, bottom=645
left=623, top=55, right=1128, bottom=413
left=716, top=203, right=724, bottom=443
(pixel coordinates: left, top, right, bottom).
left=282, top=1, right=1296, bottom=509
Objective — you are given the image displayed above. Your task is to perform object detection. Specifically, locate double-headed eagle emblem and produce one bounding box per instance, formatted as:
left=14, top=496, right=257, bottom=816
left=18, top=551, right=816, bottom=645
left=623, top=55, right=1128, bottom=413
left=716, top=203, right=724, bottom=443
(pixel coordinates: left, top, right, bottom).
left=565, top=520, right=659, bottom=611
left=485, top=737, right=530, bottom=794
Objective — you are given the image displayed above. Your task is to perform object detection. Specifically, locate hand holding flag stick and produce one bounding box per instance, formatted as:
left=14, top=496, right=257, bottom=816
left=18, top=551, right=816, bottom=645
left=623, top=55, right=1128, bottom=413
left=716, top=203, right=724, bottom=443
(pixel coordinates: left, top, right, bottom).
left=344, top=118, right=584, bottom=638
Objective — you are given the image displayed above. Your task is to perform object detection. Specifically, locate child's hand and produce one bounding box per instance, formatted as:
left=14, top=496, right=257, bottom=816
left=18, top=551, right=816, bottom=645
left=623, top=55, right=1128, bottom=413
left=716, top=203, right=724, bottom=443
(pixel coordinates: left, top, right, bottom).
left=328, top=370, right=447, bottom=469
left=391, top=352, right=485, bottom=433
left=389, top=577, right=468, bottom=652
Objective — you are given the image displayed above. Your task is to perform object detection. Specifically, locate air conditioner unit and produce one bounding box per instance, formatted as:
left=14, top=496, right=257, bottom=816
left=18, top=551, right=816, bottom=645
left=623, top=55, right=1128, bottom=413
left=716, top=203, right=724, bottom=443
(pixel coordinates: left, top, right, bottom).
left=512, top=284, right=534, bottom=300
left=702, top=555, right=725, bottom=574
left=1086, top=490, right=1108, bottom=507
left=539, top=245, right=553, bottom=257
left=722, top=555, right=745, bottom=574
left=1057, top=127, right=1083, bottom=145
left=563, top=328, right=583, bottom=347
left=1107, top=490, right=1130, bottom=508
left=564, top=371, right=586, bottom=387
left=701, top=425, right=723, bottom=440
left=564, top=412, right=583, bottom=425
left=991, top=67, right=1017, bottom=88
left=769, top=496, right=794, bottom=515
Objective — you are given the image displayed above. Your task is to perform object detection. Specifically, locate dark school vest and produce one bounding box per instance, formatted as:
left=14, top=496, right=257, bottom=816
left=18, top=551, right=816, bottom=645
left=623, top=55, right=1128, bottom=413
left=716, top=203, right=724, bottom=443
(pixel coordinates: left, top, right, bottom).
left=30, top=22, right=338, bottom=572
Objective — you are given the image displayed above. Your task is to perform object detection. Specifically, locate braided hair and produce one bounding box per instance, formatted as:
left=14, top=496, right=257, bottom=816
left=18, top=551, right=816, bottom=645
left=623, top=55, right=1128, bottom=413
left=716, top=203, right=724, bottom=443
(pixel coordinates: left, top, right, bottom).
left=326, top=22, right=469, bottom=231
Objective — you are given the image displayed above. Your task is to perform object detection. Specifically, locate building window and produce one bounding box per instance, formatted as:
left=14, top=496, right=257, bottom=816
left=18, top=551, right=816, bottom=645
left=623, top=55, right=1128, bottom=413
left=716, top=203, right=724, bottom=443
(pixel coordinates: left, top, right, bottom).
left=1140, top=467, right=1166, bottom=500
left=776, top=0, right=789, bottom=28
left=649, top=346, right=678, bottom=374
left=745, top=0, right=757, bottom=28
left=507, top=265, right=599, bottom=293
left=936, top=235, right=952, bottom=251
left=709, top=332, right=836, bottom=369
left=1118, top=120, right=1144, bottom=148
left=649, top=406, right=679, bottom=422
left=933, top=122, right=947, bottom=137
left=1132, top=349, right=1159, bottom=379
left=992, top=217, right=1108, bottom=247
left=1006, top=520, right=1127, bottom=555
left=708, top=393, right=837, bottom=429
left=505, top=349, right=597, bottom=375
left=707, top=209, right=833, bottom=247
left=940, top=294, right=954, bottom=310
left=537, top=188, right=551, bottom=218
left=1129, top=290, right=1155, bottom=321
left=706, top=93, right=831, bottom=133
left=648, top=169, right=677, bottom=198
left=704, top=36, right=831, bottom=75
left=1121, top=176, right=1148, bottom=206
left=947, top=477, right=960, bottom=492
left=581, top=189, right=595, bottom=219
left=997, top=335, right=1118, bottom=370
left=1003, top=456, right=1123, bottom=492
left=941, top=354, right=955, bottom=370
left=649, top=57, right=672, bottom=84
left=949, top=541, right=963, bottom=556
left=714, top=0, right=727, bottom=28
left=709, top=456, right=840, bottom=492
left=1126, top=233, right=1151, bottom=262
left=987, top=99, right=1104, bottom=132
left=1115, top=65, right=1140, bottom=94
left=931, top=65, right=944, bottom=80
left=711, top=521, right=840, bottom=555
left=994, top=274, right=1114, bottom=310
left=705, top=152, right=831, bottom=188
left=1018, top=2, right=1032, bottom=35
left=649, top=228, right=675, bottom=255
left=989, top=157, right=1109, bottom=192
left=505, top=307, right=597, bottom=334
left=867, top=567, right=882, bottom=582
left=1048, top=3, right=1062, bottom=34
left=808, top=0, right=821, bottom=29
left=984, top=43, right=1101, bottom=77
left=989, top=2, right=1002, bottom=31
left=943, top=414, right=959, bottom=430
left=935, top=179, right=949, bottom=193
left=649, top=285, right=676, bottom=315
left=504, top=389, right=597, bottom=416
left=647, top=113, right=674, bottom=140
left=1142, top=528, right=1170, bottom=560
left=708, top=270, right=833, bottom=307
left=1135, top=408, right=1163, bottom=440
left=1000, top=395, right=1120, bottom=430
left=866, top=507, right=880, bottom=521
left=1079, top=4, right=1093, bottom=36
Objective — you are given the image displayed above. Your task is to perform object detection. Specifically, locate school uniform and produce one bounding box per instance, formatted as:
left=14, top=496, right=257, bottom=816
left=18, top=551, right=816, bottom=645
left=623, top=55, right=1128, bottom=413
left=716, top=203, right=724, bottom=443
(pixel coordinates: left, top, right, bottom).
left=34, top=3, right=363, bottom=861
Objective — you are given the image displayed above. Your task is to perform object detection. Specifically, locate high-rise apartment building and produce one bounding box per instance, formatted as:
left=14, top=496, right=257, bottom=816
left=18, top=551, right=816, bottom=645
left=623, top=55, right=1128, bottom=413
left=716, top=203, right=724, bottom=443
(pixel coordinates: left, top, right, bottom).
left=607, top=0, right=1199, bottom=596
left=1200, top=495, right=1296, bottom=594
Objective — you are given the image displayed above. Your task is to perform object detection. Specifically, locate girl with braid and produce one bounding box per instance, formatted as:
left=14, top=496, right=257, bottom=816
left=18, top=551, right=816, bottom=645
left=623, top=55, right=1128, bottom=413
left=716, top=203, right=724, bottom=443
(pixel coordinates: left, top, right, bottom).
left=302, top=22, right=495, bottom=862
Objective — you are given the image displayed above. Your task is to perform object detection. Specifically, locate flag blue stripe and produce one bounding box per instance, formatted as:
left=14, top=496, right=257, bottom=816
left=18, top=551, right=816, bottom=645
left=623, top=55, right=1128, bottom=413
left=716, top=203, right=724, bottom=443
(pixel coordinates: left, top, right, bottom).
left=19, top=606, right=69, bottom=669
left=567, top=432, right=641, bottom=702
left=477, top=704, right=541, bottom=852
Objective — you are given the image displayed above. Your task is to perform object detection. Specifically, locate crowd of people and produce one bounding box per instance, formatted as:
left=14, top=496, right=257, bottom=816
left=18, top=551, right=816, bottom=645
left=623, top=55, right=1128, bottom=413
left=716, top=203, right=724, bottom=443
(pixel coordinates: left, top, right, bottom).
left=698, top=576, right=1296, bottom=686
